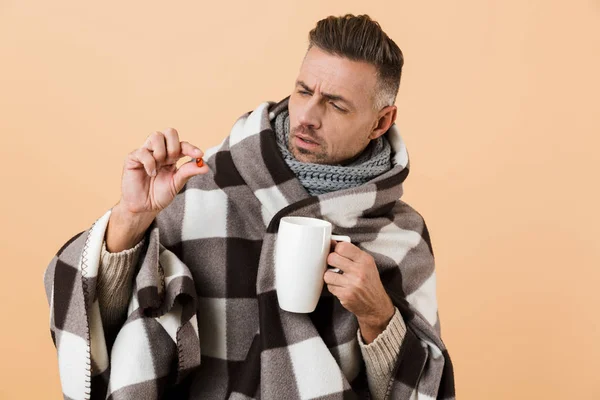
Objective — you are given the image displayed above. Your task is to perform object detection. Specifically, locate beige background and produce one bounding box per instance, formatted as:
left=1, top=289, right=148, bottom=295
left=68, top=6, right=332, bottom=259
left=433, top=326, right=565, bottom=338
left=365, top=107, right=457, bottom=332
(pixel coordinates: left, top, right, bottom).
left=1, top=1, right=598, bottom=398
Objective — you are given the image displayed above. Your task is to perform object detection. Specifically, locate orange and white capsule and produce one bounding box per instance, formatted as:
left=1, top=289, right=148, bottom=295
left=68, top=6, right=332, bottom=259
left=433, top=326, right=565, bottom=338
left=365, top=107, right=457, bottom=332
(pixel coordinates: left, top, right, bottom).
left=196, top=157, right=204, bottom=167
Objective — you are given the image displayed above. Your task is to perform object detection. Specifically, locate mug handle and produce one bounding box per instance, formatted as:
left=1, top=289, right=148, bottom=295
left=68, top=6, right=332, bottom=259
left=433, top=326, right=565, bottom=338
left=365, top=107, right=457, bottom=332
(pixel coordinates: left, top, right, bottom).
left=328, top=235, right=351, bottom=273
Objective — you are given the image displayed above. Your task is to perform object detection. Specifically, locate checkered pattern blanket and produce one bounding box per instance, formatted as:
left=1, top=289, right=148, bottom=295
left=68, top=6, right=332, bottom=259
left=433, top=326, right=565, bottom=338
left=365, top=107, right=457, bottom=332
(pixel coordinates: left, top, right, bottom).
left=44, top=97, right=455, bottom=399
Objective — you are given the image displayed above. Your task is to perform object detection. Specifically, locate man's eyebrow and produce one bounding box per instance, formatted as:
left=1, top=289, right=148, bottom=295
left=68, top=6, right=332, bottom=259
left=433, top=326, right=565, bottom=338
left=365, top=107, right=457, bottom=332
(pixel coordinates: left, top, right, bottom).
left=295, top=80, right=354, bottom=109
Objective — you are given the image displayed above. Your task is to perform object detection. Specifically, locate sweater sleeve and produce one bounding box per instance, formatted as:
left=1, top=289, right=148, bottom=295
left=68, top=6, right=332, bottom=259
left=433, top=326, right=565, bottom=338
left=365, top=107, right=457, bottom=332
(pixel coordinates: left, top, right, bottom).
left=358, top=307, right=406, bottom=400
left=97, top=238, right=145, bottom=334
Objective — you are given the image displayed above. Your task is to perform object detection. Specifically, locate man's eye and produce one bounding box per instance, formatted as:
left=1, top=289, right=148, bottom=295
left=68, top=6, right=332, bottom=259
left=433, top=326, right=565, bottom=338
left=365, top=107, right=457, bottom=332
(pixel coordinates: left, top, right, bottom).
left=331, top=102, right=346, bottom=112
left=298, top=90, right=311, bottom=96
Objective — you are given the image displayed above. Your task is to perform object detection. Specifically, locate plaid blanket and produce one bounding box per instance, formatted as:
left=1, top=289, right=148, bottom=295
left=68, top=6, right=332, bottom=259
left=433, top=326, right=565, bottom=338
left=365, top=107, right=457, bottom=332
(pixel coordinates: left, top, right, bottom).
left=44, top=97, right=455, bottom=399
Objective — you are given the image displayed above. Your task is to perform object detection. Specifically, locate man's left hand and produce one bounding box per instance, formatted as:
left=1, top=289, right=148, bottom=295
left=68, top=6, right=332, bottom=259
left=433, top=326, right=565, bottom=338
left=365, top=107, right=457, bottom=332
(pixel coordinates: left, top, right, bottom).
left=324, top=240, right=395, bottom=344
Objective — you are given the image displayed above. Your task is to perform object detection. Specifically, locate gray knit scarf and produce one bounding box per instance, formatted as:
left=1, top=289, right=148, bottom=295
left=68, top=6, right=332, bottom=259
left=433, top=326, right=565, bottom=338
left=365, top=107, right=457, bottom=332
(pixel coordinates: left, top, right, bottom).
left=273, top=108, right=392, bottom=196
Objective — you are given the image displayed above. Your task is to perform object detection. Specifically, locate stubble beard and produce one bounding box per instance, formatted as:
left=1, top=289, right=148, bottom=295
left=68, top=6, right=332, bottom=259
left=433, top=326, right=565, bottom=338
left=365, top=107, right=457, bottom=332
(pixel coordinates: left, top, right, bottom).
left=288, top=128, right=330, bottom=164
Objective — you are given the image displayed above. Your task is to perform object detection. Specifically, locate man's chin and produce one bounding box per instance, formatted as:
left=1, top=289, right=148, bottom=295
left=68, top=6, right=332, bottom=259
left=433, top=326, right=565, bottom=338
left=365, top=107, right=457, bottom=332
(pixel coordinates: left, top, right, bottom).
left=291, top=150, right=314, bottom=163
left=290, top=146, right=331, bottom=164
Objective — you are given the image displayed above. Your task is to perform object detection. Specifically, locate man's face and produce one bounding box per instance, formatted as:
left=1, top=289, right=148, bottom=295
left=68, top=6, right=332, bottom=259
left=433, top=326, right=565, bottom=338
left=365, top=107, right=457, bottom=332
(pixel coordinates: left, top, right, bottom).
left=287, top=46, right=384, bottom=165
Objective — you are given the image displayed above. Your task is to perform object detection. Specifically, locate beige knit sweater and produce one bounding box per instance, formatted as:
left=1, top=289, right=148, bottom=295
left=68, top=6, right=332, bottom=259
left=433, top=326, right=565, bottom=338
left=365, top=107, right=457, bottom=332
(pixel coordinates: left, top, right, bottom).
left=97, top=237, right=406, bottom=400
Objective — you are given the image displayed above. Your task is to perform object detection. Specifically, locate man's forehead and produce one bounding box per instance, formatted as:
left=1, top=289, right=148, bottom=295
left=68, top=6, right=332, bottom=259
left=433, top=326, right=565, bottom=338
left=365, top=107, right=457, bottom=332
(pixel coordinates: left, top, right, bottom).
left=298, top=47, right=378, bottom=99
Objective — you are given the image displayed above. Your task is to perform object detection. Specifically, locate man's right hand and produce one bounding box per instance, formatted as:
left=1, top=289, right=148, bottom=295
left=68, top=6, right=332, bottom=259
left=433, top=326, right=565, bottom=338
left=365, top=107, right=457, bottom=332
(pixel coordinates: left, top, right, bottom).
left=106, top=128, right=209, bottom=252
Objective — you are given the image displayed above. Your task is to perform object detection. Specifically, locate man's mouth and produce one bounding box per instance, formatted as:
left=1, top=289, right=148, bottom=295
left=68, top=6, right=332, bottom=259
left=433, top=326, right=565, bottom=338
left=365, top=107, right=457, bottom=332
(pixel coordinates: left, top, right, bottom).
left=294, top=132, right=319, bottom=144
left=294, top=133, right=320, bottom=150
left=298, top=136, right=317, bottom=144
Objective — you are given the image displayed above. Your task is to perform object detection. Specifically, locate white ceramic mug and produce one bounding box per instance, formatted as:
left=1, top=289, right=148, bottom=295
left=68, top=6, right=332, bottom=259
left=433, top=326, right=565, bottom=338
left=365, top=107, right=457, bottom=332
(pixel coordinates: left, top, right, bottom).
left=275, top=216, right=351, bottom=313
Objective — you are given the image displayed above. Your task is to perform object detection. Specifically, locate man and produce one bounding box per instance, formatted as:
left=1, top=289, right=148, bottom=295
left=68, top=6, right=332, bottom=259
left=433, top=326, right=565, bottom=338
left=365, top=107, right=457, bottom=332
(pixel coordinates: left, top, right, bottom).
left=44, top=14, right=454, bottom=400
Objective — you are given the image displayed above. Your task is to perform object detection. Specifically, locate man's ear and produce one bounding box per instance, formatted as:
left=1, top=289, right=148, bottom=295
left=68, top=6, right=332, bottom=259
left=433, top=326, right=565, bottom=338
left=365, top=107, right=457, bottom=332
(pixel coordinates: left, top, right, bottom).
left=369, top=105, right=397, bottom=140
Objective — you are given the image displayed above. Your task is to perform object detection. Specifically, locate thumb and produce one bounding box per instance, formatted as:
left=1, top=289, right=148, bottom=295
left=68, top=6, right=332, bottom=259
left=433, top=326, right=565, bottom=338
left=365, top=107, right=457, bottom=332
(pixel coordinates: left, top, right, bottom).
left=173, top=158, right=210, bottom=192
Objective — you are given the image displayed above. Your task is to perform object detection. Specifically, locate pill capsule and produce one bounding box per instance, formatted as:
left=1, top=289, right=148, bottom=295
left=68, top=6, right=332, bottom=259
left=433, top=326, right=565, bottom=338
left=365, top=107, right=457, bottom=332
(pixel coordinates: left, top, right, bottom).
left=196, top=158, right=204, bottom=167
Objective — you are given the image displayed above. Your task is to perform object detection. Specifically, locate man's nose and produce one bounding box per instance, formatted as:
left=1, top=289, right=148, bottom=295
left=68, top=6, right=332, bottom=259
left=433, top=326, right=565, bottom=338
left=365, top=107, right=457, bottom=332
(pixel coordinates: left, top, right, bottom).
left=298, top=98, right=322, bottom=130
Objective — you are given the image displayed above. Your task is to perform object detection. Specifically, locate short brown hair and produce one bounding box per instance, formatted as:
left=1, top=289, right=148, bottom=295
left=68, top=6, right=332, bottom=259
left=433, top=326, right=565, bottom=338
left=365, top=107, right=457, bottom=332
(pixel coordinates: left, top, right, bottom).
left=308, top=14, right=404, bottom=110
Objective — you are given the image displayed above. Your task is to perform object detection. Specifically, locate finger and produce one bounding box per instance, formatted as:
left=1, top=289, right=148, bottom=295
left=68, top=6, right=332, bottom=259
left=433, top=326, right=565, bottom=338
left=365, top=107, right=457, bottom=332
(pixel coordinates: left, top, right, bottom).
left=144, top=131, right=167, bottom=164
left=324, top=269, right=347, bottom=286
left=333, top=241, right=363, bottom=262
left=326, top=283, right=342, bottom=297
left=162, top=128, right=182, bottom=164
left=172, top=156, right=210, bottom=192
left=179, top=141, right=204, bottom=159
left=131, top=148, right=158, bottom=176
left=329, top=239, right=337, bottom=252
left=326, top=285, right=350, bottom=305
left=327, top=250, right=354, bottom=272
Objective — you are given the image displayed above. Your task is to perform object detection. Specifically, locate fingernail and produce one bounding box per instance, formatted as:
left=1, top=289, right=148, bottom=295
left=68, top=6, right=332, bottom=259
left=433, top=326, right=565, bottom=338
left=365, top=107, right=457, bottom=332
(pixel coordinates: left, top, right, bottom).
left=195, top=148, right=202, bottom=155
left=151, top=169, right=157, bottom=176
